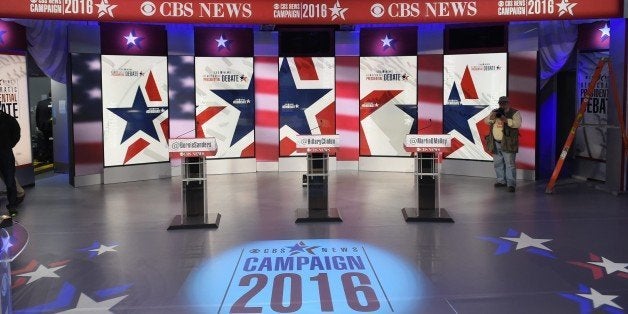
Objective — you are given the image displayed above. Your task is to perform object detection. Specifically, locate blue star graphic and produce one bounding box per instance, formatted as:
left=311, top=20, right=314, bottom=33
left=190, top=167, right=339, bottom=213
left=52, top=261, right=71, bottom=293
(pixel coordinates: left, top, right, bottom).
left=286, top=243, right=306, bottom=255
left=0, top=30, right=6, bottom=45
left=211, top=79, right=255, bottom=146
left=443, top=104, right=484, bottom=144
left=395, top=104, right=418, bottom=134
left=279, top=58, right=332, bottom=135
left=107, top=88, right=167, bottom=143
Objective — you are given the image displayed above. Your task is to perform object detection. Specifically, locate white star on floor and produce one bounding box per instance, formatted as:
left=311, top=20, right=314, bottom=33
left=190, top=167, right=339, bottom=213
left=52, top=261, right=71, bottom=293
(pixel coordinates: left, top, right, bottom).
left=215, top=35, right=228, bottom=48
left=501, top=232, right=553, bottom=251
left=381, top=35, right=394, bottom=48
left=329, top=0, right=348, bottom=21
left=599, top=23, right=610, bottom=39
left=58, top=293, right=127, bottom=313
left=588, top=256, right=628, bottom=275
left=89, top=244, right=118, bottom=256
left=95, top=0, right=117, bottom=18
left=124, top=32, right=138, bottom=46
left=577, top=288, right=623, bottom=309
left=556, top=0, right=577, bottom=17
left=18, top=264, right=66, bottom=285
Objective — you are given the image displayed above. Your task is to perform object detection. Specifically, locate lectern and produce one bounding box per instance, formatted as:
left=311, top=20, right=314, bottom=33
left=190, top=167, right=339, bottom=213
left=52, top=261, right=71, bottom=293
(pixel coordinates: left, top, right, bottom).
left=402, top=134, right=454, bottom=223
left=168, top=138, right=221, bottom=230
left=295, top=135, right=342, bottom=223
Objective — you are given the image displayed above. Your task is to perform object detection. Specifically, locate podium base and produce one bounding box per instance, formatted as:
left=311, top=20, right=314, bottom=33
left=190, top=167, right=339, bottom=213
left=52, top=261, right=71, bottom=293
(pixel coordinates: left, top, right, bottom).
left=402, top=208, right=454, bottom=223
left=167, top=213, right=221, bottom=230
left=295, top=208, right=342, bottom=223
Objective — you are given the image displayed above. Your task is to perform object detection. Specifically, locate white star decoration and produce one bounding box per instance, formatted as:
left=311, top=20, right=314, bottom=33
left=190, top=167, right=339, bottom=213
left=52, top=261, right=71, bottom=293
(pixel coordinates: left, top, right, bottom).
left=215, top=35, right=229, bottom=48
left=95, top=0, right=117, bottom=18
left=329, top=0, right=348, bottom=21
left=124, top=32, right=138, bottom=46
left=89, top=244, right=118, bottom=256
left=381, top=35, right=394, bottom=48
left=18, top=264, right=66, bottom=285
left=500, top=232, right=553, bottom=251
left=556, top=0, right=577, bottom=17
left=588, top=256, right=628, bottom=275
left=599, top=23, right=610, bottom=39
left=577, top=288, right=623, bottom=309
left=58, top=293, right=128, bottom=313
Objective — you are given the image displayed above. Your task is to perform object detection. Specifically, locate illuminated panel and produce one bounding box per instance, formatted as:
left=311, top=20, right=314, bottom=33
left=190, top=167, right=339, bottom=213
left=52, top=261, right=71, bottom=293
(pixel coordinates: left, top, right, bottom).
left=359, top=56, right=417, bottom=156
left=0, top=54, right=31, bottom=166
left=443, top=53, right=507, bottom=161
left=102, top=55, right=169, bottom=167
left=279, top=57, right=335, bottom=157
left=195, top=57, right=255, bottom=158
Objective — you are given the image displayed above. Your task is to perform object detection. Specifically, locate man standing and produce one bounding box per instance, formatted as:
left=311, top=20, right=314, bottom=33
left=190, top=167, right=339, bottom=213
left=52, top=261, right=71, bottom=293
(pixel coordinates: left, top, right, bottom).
left=484, top=96, right=522, bottom=192
left=0, top=109, right=21, bottom=214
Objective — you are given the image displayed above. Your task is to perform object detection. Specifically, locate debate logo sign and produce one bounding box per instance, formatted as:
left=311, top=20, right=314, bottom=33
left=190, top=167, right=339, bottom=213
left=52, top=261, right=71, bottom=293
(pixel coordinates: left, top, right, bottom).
left=185, top=239, right=425, bottom=313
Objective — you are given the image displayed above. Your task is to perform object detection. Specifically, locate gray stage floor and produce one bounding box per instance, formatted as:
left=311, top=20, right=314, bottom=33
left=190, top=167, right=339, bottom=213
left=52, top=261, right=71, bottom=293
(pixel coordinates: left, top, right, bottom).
left=6, top=171, right=628, bottom=313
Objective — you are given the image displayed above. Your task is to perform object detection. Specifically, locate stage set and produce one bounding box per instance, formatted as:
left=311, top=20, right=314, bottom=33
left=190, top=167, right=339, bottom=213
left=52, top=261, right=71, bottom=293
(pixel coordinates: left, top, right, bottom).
left=1, top=0, right=627, bottom=313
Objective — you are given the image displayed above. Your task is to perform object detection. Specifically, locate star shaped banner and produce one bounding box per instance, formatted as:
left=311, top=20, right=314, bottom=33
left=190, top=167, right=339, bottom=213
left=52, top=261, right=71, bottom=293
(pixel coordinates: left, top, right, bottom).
left=359, top=56, right=416, bottom=156
left=443, top=53, right=507, bottom=161
left=195, top=57, right=255, bottom=158
left=279, top=57, right=335, bottom=156
left=102, top=55, right=169, bottom=166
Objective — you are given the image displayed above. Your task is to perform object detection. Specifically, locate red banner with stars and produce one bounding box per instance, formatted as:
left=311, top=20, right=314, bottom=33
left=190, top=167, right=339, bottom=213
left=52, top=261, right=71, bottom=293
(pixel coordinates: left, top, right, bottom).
left=0, top=0, right=622, bottom=24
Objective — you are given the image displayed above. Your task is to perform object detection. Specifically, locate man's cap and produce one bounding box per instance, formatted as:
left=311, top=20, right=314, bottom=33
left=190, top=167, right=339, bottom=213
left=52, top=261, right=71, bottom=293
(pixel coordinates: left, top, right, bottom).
left=498, top=96, right=509, bottom=103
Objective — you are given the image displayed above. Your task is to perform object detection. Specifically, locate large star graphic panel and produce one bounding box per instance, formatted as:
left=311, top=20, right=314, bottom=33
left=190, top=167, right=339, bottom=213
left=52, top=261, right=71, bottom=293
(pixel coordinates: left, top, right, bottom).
left=443, top=53, right=507, bottom=161
left=102, top=55, right=169, bottom=167
left=279, top=57, right=335, bottom=157
left=195, top=57, right=255, bottom=158
left=359, top=56, right=417, bottom=156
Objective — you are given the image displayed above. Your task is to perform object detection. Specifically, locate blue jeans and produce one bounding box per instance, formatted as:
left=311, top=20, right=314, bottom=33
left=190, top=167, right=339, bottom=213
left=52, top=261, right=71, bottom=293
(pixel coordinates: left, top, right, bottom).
left=493, top=142, right=517, bottom=187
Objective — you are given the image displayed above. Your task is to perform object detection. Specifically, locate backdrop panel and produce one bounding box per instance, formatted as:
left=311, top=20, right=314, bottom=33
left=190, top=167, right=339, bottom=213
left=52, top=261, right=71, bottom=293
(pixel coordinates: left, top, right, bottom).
left=443, top=53, right=507, bottom=161
left=279, top=57, right=335, bottom=157
left=70, top=53, right=103, bottom=176
left=359, top=56, right=417, bottom=156
left=0, top=54, right=31, bottom=166
left=102, top=55, right=169, bottom=167
left=195, top=57, right=255, bottom=158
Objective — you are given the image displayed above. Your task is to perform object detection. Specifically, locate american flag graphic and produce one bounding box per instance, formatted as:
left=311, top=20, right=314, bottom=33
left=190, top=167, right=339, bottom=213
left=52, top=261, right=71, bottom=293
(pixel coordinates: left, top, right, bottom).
left=71, top=53, right=104, bottom=176
left=335, top=56, right=360, bottom=161
left=254, top=56, right=279, bottom=163
left=508, top=51, right=537, bottom=170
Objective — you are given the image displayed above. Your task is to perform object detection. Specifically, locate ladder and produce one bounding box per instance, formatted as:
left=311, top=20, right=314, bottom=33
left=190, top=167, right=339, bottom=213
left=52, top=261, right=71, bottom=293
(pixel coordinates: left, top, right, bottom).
left=545, top=57, right=628, bottom=194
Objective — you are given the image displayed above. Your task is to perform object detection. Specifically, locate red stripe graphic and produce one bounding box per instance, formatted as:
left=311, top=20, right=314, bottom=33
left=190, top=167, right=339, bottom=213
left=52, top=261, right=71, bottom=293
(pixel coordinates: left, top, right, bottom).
left=124, top=138, right=150, bottom=164
left=461, top=65, right=479, bottom=99
left=294, top=57, right=318, bottom=80
left=196, top=106, right=226, bottom=138
left=145, top=71, right=162, bottom=102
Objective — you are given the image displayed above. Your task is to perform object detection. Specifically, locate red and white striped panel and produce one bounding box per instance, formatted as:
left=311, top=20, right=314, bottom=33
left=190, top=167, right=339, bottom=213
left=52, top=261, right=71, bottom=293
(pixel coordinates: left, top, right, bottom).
left=508, top=51, right=537, bottom=170
left=335, top=57, right=360, bottom=161
left=255, top=56, right=279, bottom=162
left=418, top=55, right=443, bottom=135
